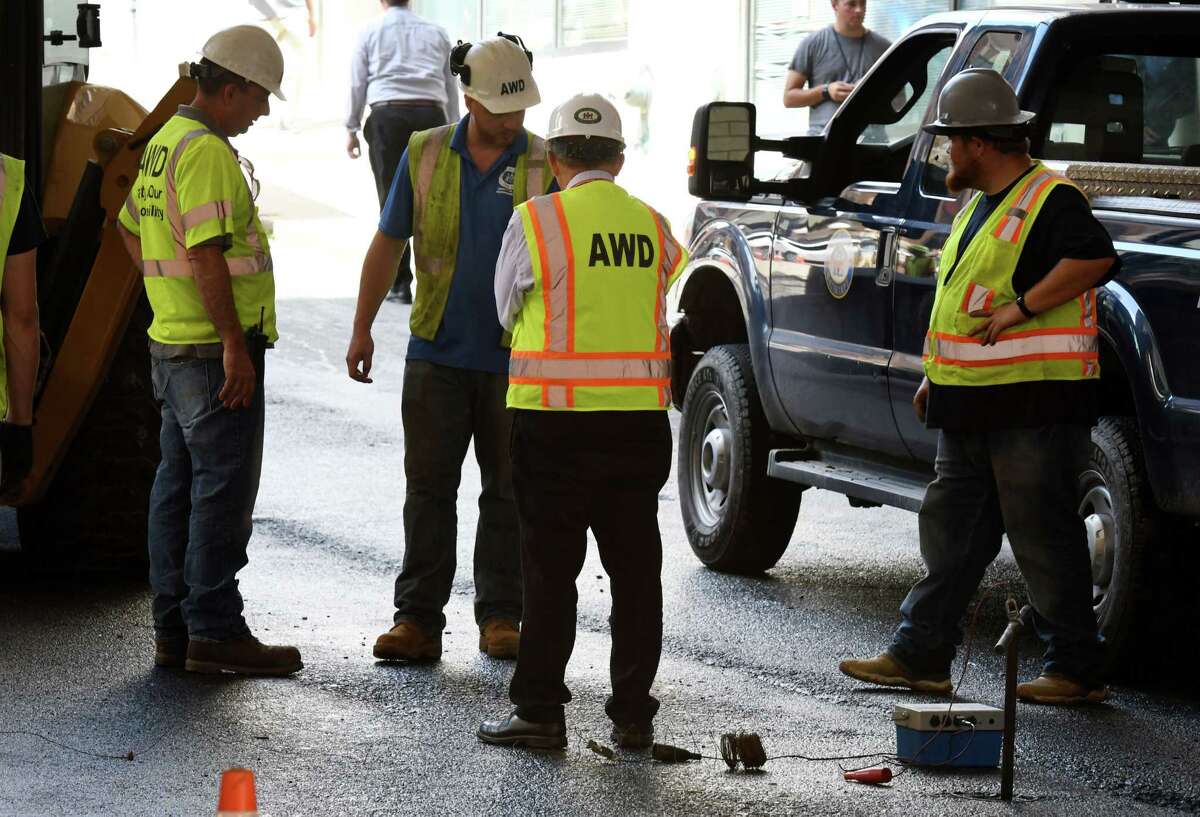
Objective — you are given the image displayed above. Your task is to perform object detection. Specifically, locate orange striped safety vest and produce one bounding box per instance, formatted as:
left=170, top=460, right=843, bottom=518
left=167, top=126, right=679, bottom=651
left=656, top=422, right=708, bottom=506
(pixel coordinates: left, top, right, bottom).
left=923, top=162, right=1099, bottom=387
left=507, top=178, right=688, bottom=411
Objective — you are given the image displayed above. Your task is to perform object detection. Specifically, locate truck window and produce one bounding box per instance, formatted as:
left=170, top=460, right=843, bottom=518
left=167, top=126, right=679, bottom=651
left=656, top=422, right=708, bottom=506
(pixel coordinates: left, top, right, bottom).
left=1043, top=54, right=1200, bottom=166
left=857, top=43, right=954, bottom=147
left=964, top=31, right=1028, bottom=75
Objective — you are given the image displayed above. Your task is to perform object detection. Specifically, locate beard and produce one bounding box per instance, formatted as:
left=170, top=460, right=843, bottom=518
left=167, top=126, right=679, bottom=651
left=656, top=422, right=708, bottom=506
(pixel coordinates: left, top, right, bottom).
left=945, top=158, right=979, bottom=194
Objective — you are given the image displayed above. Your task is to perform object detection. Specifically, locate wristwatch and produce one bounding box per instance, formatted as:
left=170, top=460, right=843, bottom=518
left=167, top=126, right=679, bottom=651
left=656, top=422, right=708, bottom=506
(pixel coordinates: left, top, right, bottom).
left=821, top=84, right=832, bottom=102
left=1015, top=293, right=1037, bottom=319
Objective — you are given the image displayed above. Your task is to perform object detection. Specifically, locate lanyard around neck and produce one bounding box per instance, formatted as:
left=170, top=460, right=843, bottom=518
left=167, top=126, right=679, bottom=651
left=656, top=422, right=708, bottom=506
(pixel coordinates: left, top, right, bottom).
left=833, top=31, right=866, bottom=82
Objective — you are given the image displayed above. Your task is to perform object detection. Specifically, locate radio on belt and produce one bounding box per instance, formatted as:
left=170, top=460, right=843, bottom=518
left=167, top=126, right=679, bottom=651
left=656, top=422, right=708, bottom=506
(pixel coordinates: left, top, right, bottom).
left=892, top=703, right=1004, bottom=767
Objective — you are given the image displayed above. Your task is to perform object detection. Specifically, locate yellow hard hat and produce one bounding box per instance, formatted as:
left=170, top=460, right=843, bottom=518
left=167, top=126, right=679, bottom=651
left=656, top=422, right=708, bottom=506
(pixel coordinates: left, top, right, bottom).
left=200, top=25, right=286, bottom=100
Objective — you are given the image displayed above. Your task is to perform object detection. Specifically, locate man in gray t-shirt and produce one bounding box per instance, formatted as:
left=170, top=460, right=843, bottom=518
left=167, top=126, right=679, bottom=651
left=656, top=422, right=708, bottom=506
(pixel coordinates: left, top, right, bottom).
left=784, top=0, right=890, bottom=134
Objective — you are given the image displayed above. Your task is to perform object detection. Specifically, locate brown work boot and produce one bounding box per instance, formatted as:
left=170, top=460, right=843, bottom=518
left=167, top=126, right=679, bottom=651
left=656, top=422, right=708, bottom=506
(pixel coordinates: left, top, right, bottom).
left=154, top=636, right=188, bottom=669
left=839, top=652, right=952, bottom=695
left=479, top=619, right=520, bottom=660
left=1017, top=672, right=1108, bottom=705
left=185, top=635, right=302, bottom=676
left=373, top=621, right=442, bottom=662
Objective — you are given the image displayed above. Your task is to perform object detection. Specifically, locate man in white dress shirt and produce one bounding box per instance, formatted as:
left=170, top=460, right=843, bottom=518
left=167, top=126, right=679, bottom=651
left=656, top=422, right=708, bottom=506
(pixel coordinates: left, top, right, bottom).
left=346, top=0, right=460, bottom=303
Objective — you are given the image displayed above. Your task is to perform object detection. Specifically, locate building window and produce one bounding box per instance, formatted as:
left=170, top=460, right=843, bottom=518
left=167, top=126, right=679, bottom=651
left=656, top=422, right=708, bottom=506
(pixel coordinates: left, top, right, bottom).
left=484, top=0, right=556, bottom=52
left=413, top=0, right=627, bottom=52
left=560, top=0, right=629, bottom=48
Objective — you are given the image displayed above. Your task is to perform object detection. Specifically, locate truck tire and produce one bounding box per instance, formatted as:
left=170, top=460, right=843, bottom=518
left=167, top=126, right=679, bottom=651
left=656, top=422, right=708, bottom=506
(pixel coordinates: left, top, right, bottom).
left=16, top=296, right=160, bottom=574
left=678, top=344, right=802, bottom=573
left=1080, top=416, right=1156, bottom=673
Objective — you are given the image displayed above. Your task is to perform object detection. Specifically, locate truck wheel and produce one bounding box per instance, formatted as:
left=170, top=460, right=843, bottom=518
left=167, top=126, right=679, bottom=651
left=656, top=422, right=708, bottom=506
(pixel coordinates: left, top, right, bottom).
left=678, top=344, right=802, bottom=573
left=16, top=296, right=160, bottom=574
left=1080, top=416, right=1156, bottom=672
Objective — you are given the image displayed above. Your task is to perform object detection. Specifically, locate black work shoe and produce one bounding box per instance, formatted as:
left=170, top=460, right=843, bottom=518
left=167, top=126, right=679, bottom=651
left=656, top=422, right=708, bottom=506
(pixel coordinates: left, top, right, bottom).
left=185, top=635, right=303, bottom=676
left=610, top=722, right=654, bottom=750
left=477, top=712, right=567, bottom=750
left=154, top=636, right=188, bottom=668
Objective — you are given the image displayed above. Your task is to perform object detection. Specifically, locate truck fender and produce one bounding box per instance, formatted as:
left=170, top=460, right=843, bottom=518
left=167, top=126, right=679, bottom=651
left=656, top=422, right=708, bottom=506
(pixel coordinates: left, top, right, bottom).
left=1096, top=280, right=1190, bottom=513
left=672, top=218, right=799, bottom=436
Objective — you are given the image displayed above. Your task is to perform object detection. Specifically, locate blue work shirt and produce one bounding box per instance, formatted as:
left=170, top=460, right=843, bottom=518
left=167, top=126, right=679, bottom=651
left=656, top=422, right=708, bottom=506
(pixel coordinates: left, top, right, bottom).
left=379, top=115, right=555, bottom=374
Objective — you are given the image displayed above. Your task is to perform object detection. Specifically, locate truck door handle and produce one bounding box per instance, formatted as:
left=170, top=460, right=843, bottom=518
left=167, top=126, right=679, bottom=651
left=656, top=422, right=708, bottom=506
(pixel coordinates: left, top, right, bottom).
left=876, top=228, right=898, bottom=287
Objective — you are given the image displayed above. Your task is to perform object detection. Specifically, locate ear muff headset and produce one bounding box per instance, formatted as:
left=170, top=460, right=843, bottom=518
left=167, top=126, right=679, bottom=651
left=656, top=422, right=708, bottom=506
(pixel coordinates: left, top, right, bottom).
left=449, top=31, right=533, bottom=88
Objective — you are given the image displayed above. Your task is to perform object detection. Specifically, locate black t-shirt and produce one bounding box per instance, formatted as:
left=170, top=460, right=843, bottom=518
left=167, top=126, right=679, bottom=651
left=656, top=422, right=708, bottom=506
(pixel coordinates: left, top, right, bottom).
left=926, top=166, right=1120, bottom=431
left=6, top=183, right=48, bottom=256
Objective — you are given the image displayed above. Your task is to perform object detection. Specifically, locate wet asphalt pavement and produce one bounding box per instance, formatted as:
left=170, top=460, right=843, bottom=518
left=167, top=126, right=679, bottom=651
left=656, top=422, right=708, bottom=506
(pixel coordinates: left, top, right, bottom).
left=2, top=298, right=1199, bottom=817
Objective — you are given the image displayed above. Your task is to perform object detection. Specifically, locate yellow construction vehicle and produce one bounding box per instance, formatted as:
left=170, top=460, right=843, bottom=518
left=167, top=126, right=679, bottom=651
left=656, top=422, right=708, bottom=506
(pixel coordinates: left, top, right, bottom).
left=1, top=0, right=192, bottom=570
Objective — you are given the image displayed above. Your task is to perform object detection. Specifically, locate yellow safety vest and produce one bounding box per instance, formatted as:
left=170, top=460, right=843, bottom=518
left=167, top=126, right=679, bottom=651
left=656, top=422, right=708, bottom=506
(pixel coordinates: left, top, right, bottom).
left=923, top=163, right=1099, bottom=387
left=118, top=111, right=277, bottom=345
left=406, top=122, right=552, bottom=342
left=508, top=180, right=688, bottom=411
left=0, top=153, right=27, bottom=418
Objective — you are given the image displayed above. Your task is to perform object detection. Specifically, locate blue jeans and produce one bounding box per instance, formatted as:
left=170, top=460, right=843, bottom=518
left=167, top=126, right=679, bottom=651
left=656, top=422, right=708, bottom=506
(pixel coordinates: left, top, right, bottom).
left=392, top=361, right=522, bottom=634
left=147, top=355, right=264, bottom=642
left=891, top=426, right=1104, bottom=686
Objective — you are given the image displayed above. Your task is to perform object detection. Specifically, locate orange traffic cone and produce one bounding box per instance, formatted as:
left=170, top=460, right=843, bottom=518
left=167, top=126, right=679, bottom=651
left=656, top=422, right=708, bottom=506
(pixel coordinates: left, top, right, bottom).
left=216, top=768, right=258, bottom=816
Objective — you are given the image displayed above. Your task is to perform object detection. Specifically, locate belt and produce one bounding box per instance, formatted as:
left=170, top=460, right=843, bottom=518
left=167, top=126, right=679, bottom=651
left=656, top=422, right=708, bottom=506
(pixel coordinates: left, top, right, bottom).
left=370, top=99, right=441, bottom=110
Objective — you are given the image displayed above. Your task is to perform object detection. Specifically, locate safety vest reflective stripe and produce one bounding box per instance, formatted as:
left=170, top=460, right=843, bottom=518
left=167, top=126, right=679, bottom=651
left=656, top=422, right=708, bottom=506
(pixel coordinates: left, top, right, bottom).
left=509, top=353, right=670, bottom=380
left=525, top=194, right=573, bottom=354
left=644, top=205, right=679, bottom=406
left=413, top=127, right=450, bottom=278
left=142, top=256, right=266, bottom=278
left=992, top=170, right=1055, bottom=243
left=181, top=199, right=234, bottom=231
left=926, top=328, right=1098, bottom=366
left=960, top=282, right=995, bottom=315
left=124, top=191, right=141, bottom=225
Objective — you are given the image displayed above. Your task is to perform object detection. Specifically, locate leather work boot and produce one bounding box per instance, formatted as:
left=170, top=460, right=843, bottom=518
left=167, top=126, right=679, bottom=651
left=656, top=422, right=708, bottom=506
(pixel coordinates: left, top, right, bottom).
left=154, top=636, right=188, bottom=669
left=478, top=711, right=567, bottom=750
left=185, top=635, right=302, bottom=676
left=611, top=722, right=654, bottom=750
left=479, top=619, right=520, bottom=660
left=373, top=621, right=442, bottom=662
left=839, top=652, right=953, bottom=695
left=1017, top=672, right=1108, bottom=705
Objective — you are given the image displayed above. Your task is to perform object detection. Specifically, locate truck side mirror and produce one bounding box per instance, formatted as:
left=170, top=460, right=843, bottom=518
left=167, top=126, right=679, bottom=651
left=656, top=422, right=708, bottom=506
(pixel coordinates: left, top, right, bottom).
left=688, top=102, right=756, bottom=201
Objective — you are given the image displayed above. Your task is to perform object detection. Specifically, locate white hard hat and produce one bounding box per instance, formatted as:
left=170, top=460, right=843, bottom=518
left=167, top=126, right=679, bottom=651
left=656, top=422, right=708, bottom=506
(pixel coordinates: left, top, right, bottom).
left=453, top=35, right=539, bottom=114
left=201, top=25, right=287, bottom=100
left=547, top=93, right=624, bottom=147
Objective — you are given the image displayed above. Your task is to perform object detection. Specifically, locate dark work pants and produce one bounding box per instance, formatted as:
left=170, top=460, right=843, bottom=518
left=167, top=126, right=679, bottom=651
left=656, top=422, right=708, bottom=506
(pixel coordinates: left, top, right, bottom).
left=508, top=409, right=673, bottom=726
left=363, top=104, right=446, bottom=293
left=890, top=425, right=1104, bottom=686
left=393, top=361, right=522, bottom=633
left=147, top=353, right=265, bottom=642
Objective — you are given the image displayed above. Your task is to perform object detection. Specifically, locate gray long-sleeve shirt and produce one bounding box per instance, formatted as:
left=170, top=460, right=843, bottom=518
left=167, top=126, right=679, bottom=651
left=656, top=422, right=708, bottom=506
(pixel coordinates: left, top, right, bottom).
left=346, top=6, right=461, bottom=132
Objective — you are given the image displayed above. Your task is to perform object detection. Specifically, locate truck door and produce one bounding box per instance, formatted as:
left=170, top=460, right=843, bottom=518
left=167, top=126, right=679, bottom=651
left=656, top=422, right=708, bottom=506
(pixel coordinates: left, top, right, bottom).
left=768, top=30, right=957, bottom=459
left=891, top=29, right=1037, bottom=463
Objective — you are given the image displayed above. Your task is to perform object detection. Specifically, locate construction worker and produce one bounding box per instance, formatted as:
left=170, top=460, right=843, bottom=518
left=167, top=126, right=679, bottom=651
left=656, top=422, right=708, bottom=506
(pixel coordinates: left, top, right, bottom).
left=840, top=69, right=1116, bottom=705
left=346, top=35, right=553, bottom=664
left=0, top=153, right=44, bottom=496
left=478, top=94, right=687, bottom=750
left=116, top=26, right=301, bottom=676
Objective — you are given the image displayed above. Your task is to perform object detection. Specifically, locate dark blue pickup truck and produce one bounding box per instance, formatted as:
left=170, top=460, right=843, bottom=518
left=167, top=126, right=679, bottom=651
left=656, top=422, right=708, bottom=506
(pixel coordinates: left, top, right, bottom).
left=674, top=3, right=1200, bottom=664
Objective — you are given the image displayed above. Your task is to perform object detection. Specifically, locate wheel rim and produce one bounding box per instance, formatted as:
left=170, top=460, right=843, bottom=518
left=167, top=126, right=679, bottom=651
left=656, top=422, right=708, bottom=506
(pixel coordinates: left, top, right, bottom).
left=689, top=388, right=733, bottom=530
left=1078, top=470, right=1117, bottom=611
